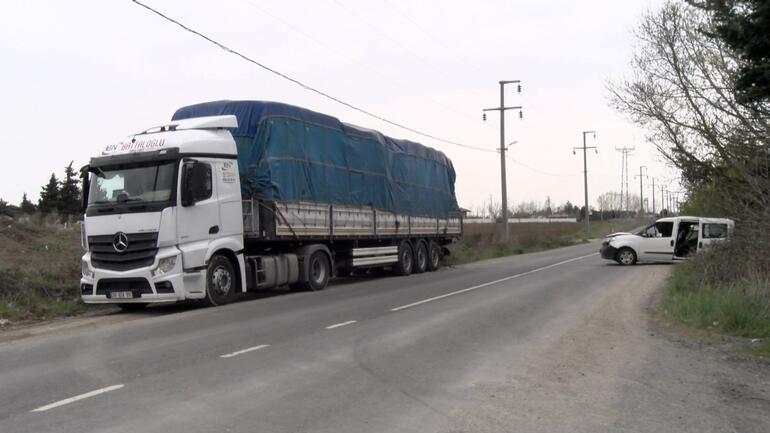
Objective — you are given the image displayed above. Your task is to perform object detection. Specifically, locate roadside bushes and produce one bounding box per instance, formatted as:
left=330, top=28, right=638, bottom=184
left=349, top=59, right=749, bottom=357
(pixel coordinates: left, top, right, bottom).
left=0, top=215, right=84, bottom=321
left=664, top=236, right=770, bottom=338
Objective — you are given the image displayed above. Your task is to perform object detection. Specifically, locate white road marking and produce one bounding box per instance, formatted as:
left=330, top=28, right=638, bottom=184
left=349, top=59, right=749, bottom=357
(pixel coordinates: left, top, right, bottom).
left=325, top=320, right=357, bottom=330
left=391, top=252, right=599, bottom=312
left=219, top=344, right=270, bottom=358
left=30, top=384, right=125, bottom=412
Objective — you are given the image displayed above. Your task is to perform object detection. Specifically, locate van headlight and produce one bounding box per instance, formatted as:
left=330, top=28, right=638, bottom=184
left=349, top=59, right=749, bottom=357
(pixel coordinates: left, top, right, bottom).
left=153, top=256, right=177, bottom=277
left=81, top=259, right=93, bottom=279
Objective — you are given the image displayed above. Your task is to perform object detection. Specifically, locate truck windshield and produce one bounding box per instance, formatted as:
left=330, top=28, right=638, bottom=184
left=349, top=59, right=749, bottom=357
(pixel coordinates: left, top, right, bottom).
left=88, top=161, right=176, bottom=205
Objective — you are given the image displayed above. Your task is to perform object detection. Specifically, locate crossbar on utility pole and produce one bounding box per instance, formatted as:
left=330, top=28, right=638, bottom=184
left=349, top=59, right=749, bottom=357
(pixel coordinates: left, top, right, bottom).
left=573, top=131, right=597, bottom=235
left=483, top=80, right=522, bottom=242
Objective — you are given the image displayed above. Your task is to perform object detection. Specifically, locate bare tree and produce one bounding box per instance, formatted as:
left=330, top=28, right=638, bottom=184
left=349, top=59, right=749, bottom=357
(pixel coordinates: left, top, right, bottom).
left=610, top=0, right=769, bottom=261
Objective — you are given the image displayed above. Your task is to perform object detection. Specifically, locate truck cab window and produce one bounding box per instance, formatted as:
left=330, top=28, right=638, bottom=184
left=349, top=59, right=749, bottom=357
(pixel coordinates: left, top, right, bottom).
left=189, top=162, right=212, bottom=202
left=88, top=161, right=176, bottom=206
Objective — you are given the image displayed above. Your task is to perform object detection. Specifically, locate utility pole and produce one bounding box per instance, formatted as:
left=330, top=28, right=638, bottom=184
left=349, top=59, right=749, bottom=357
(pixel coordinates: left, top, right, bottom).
left=634, top=166, right=647, bottom=215
left=651, top=178, right=656, bottom=215
left=483, top=80, right=523, bottom=242
left=615, top=146, right=635, bottom=213
left=573, top=131, right=597, bottom=235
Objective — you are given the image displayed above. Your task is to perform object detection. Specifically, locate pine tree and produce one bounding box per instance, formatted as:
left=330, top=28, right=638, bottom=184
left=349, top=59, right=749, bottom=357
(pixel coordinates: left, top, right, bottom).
left=38, top=173, right=60, bottom=214
left=58, top=161, right=81, bottom=216
left=689, top=0, right=770, bottom=103
left=20, top=193, right=36, bottom=214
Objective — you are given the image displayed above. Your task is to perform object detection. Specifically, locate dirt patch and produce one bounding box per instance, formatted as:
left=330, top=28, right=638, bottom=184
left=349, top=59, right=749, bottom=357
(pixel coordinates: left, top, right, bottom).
left=450, top=265, right=770, bottom=432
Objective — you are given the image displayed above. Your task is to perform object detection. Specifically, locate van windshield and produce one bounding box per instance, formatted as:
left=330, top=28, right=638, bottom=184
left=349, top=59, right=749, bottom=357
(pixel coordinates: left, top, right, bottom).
left=635, top=221, right=674, bottom=237
left=88, top=161, right=176, bottom=206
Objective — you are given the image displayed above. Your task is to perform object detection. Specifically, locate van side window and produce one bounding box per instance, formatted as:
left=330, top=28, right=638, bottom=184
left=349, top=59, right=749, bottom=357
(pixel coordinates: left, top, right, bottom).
left=655, top=221, right=674, bottom=237
left=702, top=223, right=728, bottom=239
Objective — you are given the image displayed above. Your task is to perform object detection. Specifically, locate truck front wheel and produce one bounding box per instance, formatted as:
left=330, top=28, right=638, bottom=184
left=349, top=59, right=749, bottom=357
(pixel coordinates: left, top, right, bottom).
left=203, top=254, right=236, bottom=306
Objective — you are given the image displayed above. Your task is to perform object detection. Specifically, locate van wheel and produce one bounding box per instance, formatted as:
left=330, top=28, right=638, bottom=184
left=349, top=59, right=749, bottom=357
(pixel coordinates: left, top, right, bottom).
left=203, top=254, right=236, bottom=306
left=393, top=241, right=414, bottom=276
left=413, top=241, right=428, bottom=274
left=426, top=241, right=441, bottom=271
left=616, top=248, right=637, bottom=266
left=293, top=251, right=330, bottom=291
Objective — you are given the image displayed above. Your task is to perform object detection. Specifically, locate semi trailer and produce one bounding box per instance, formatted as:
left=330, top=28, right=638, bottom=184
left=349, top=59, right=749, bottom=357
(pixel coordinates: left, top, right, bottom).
left=80, top=100, right=462, bottom=309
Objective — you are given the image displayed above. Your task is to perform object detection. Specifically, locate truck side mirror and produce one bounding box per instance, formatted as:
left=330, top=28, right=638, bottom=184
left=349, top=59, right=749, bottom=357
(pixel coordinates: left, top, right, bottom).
left=181, top=161, right=195, bottom=207
left=80, top=165, right=91, bottom=212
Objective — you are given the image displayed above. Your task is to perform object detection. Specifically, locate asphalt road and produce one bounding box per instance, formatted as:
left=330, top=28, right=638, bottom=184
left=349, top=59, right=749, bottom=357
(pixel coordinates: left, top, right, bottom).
left=1, top=243, right=768, bottom=433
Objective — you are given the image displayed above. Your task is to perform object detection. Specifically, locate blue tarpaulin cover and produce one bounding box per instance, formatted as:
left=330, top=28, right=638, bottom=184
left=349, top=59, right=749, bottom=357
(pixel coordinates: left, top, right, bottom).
left=172, top=100, right=459, bottom=217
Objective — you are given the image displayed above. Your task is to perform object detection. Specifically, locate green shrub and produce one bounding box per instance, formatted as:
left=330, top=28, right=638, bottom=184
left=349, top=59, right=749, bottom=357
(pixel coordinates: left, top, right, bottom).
left=664, top=242, right=770, bottom=338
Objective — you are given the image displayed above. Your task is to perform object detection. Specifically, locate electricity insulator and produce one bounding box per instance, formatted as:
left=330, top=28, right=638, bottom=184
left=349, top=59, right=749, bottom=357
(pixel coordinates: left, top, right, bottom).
left=482, top=113, right=487, bottom=122
left=519, top=110, right=523, bottom=119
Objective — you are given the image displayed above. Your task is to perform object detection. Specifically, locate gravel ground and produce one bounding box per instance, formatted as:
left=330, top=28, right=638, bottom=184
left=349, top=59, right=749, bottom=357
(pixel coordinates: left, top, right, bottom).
left=447, top=264, right=770, bottom=433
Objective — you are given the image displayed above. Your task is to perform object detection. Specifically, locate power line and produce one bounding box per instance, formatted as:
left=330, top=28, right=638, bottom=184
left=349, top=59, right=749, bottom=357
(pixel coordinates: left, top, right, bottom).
left=239, top=0, right=483, bottom=124
left=506, top=156, right=579, bottom=178
left=380, top=0, right=480, bottom=72
left=130, top=0, right=495, bottom=154
left=330, top=0, right=489, bottom=103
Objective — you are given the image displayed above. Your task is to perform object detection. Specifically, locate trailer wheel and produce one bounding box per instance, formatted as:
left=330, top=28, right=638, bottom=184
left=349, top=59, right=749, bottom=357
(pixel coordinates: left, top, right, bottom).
left=202, top=254, right=236, bottom=306
left=413, top=241, right=428, bottom=274
left=426, top=241, right=441, bottom=272
left=293, top=251, right=330, bottom=291
left=393, top=241, right=414, bottom=276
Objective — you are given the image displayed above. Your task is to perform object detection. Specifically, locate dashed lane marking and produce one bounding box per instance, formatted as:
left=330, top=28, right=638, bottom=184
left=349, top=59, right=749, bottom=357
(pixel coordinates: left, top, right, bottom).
left=391, top=253, right=599, bottom=312
left=31, top=384, right=125, bottom=412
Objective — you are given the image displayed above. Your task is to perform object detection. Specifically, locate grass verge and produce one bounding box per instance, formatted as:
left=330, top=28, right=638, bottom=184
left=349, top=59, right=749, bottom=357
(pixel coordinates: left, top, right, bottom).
left=0, top=215, right=85, bottom=323
left=662, top=245, right=770, bottom=356
left=446, top=219, right=645, bottom=266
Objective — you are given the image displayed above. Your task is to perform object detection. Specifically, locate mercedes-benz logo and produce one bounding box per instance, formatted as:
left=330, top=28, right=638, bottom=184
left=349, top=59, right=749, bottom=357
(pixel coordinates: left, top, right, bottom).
left=113, top=232, right=129, bottom=253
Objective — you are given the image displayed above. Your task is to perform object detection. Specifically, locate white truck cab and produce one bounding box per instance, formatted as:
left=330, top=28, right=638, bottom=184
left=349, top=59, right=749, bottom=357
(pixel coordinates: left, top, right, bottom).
left=600, top=216, right=734, bottom=265
left=80, top=115, right=246, bottom=308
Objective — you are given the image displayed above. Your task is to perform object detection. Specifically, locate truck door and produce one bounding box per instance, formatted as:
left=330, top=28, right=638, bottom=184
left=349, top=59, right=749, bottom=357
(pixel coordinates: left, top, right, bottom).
left=638, top=220, right=676, bottom=262
left=177, top=160, right=220, bottom=271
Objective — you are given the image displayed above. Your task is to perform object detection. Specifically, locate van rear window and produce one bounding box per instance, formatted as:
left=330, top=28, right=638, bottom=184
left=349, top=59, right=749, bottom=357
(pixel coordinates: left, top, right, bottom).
left=702, top=223, right=728, bottom=239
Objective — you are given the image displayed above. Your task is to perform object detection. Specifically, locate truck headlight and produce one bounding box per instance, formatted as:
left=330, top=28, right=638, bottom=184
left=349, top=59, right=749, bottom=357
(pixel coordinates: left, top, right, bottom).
left=81, top=259, right=93, bottom=279
left=153, top=256, right=177, bottom=277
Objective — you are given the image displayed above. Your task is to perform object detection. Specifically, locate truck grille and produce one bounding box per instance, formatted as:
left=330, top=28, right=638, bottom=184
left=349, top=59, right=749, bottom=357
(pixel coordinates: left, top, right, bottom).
left=89, top=232, right=159, bottom=271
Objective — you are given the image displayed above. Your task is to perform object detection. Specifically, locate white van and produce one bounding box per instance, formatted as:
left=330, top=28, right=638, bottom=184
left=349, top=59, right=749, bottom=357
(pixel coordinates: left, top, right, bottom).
left=600, top=216, right=734, bottom=265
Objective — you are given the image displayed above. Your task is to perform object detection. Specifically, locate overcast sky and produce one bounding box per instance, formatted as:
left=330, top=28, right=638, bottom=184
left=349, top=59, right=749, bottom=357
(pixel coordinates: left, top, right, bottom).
left=0, top=0, right=679, bottom=212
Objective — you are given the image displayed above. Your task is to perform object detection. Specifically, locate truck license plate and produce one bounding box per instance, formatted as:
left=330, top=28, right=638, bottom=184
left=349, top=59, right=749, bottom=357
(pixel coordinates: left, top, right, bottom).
left=110, top=291, right=134, bottom=299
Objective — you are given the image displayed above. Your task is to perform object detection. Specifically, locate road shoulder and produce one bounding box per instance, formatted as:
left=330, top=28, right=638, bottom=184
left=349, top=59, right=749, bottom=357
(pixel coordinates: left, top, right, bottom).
left=451, top=263, right=770, bottom=433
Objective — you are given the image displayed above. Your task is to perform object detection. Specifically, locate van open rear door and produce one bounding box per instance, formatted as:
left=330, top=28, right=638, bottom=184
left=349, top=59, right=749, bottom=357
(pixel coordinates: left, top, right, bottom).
left=698, top=219, right=732, bottom=252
